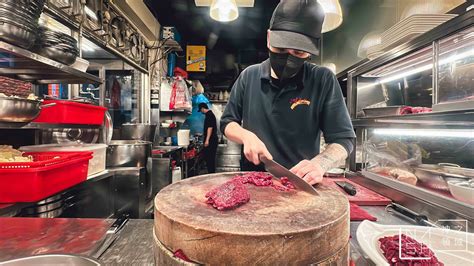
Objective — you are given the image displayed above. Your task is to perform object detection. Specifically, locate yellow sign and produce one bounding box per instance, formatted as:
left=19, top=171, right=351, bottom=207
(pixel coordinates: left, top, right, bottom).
left=186, top=45, right=206, bottom=72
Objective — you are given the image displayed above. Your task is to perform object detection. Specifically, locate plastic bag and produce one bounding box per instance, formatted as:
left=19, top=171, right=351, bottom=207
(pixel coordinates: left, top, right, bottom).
left=169, top=77, right=192, bottom=111
left=363, top=137, right=421, bottom=185
left=364, top=138, right=422, bottom=169
left=185, top=93, right=210, bottom=135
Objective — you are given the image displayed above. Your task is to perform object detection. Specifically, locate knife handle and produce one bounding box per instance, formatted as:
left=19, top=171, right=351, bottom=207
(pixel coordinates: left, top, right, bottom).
left=335, top=181, right=357, bottom=196
left=108, top=214, right=129, bottom=234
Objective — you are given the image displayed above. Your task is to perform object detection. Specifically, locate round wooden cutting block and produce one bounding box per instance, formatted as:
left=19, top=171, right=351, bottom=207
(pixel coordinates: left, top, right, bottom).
left=154, top=172, right=350, bottom=265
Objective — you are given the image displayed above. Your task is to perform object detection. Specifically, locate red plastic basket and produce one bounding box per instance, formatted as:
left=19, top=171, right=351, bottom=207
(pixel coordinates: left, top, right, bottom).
left=33, top=100, right=107, bottom=125
left=0, top=152, right=93, bottom=203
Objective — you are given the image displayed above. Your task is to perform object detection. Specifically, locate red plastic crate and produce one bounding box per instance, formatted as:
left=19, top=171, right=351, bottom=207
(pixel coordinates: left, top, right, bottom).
left=0, top=152, right=92, bottom=203
left=33, top=100, right=107, bottom=125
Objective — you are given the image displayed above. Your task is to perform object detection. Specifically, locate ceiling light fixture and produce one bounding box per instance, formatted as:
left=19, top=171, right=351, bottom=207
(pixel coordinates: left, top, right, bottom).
left=210, top=0, right=239, bottom=22
left=317, top=0, right=343, bottom=33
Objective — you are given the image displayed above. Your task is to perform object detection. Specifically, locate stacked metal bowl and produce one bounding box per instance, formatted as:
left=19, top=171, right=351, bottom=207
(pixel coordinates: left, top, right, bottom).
left=0, top=0, right=44, bottom=48
left=35, top=27, right=79, bottom=65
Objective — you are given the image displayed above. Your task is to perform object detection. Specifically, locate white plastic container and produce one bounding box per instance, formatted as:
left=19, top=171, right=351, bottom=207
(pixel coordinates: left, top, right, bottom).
left=177, top=129, right=190, bottom=146
left=20, top=144, right=107, bottom=176
left=172, top=167, right=182, bottom=183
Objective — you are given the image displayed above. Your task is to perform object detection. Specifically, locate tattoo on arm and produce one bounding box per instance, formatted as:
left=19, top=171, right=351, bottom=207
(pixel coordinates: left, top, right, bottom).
left=311, top=143, right=348, bottom=172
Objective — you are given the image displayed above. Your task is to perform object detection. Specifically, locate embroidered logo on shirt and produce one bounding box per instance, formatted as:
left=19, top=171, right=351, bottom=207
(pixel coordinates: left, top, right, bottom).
left=290, top=98, right=311, bottom=110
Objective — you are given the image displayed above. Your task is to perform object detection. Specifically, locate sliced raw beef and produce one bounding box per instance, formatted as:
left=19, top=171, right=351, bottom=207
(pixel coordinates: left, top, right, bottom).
left=379, top=234, right=444, bottom=266
left=400, top=106, right=432, bottom=115
left=235, top=172, right=296, bottom=191
left=280, top=177, right=296, bottom=189
left=205, top=179, right=250, bottom=210
left=238, top=172, right=274, bottom=186
left=271, top=184, right=290, bottom=191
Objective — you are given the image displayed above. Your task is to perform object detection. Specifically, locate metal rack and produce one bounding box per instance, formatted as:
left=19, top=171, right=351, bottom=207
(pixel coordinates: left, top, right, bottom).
left=0, top=122, right=102, bottom=130
left=339, top=10, right=474, bottom=228
left=0, top=41, right=102, bottom=84
left=351, top=110, right=474, bottom=128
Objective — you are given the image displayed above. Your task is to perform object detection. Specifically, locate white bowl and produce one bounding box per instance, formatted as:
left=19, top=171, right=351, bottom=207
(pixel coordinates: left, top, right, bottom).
left=161, top=123, right=170, bottom=128
left=448, top=180, right=474, bottom=205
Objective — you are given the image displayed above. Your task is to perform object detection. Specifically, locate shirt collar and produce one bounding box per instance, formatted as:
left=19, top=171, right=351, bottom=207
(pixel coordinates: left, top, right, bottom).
left=260, top=59, right=305, bottom=90
left=260, top=59, right=271, bottom=81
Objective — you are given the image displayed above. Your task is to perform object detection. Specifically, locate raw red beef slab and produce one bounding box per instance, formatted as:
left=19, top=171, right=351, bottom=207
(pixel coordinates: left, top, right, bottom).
left=205, top=172, right=296, bottom=211
left=205, top=179, right=250, bottom=210
left=173, top=249, right=192, bottom=262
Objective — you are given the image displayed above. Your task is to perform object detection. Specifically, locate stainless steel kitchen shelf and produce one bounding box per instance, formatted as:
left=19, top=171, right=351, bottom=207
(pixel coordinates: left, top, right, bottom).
left=160, top=110, right=191, bottom=114
left=352, top=110, right=474, bottom=128
left=353, top=171, right=473, bottom=221
left=0, top=41, right=102, bottom=84
left=0, top=122, right=101, bottom=129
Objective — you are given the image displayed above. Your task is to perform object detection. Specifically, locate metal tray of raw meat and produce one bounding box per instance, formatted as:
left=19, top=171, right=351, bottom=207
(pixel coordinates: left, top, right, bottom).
left=362, top=106, right=405, bottom=117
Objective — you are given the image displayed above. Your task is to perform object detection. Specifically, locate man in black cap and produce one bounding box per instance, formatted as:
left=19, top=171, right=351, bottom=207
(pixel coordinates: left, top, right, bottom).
left=199, top=103, right=218, bottom=173
left=220, top=0, right=355, bottom=184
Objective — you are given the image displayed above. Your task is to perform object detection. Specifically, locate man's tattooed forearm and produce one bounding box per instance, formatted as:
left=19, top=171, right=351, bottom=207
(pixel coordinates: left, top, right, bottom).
left=311, top=143, right=348, bottom=172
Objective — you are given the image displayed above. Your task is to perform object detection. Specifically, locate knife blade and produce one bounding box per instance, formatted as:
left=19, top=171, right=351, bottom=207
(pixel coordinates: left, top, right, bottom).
left=260, top=157, right=318, bottom=195
left=91, top=214, right=129, bottom=259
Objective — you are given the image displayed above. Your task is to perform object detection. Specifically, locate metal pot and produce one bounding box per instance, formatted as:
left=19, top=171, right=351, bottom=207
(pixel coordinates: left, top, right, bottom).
left=0, top=97, right=54, bottom=123
left=120, top=123, right=157, bottom=142
left=0, top=19, right=36, bottom=49
left=37, top=46, right=77, bottom=65
left=21, top=194, right=64, bottom=217
left=106, top=140, right=152, bottom=168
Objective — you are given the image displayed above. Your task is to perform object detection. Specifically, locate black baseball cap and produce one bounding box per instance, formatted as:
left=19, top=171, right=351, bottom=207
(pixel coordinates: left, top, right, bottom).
left=269, top=0, right=325, bottom=55
left=198, top=103, right=208, bottom=111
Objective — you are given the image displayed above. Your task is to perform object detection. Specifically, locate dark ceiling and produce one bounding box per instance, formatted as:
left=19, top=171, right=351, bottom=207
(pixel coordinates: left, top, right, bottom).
left=145, top=0, right=280, bottom=52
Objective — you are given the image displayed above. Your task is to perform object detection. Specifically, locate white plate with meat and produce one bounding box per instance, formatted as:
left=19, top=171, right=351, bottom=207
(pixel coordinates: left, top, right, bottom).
left=357, top=221, right=474, bottom=265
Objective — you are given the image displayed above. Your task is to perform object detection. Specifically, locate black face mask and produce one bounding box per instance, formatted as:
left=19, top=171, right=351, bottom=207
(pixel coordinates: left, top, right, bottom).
left=269, top=51, right=307, bottom=80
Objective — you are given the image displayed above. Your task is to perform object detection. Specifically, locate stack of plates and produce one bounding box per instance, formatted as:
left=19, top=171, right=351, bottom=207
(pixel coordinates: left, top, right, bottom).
left=35, top=27, right=79, bottom=65
left=358, top=31, right=383, bottom=60
left=0, top=0, right=44, bottom=48
left=380, top=14, right=457, bottom=51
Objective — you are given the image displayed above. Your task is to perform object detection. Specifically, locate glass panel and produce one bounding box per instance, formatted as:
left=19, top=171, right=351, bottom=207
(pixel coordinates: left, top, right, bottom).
left=356, top=46, right=433, bottom=117
left=106, top=69, right=139, bottom=126
left=438, top=26, right=474, bottom=104
left=363, top=127, right=474, bottom=205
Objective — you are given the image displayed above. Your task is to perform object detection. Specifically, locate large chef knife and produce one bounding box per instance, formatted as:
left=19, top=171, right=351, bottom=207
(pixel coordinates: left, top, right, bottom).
left=90, top=214, right=129, bottom=259
left=260, top=157, right=318, bottom=195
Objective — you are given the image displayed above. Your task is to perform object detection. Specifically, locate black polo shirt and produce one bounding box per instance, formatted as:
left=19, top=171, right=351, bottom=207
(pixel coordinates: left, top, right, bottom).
left=220, top=59, right=355, bottom=169
left=203, top=110, right=218, bottom=144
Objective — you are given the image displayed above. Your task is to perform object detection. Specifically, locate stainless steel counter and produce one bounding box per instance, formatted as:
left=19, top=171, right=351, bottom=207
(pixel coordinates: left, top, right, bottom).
left=0, top=207, right=415, bottom=265
left=350, top=206, right=415, bottom=265
left=99, top=219, right=155, bottom=265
